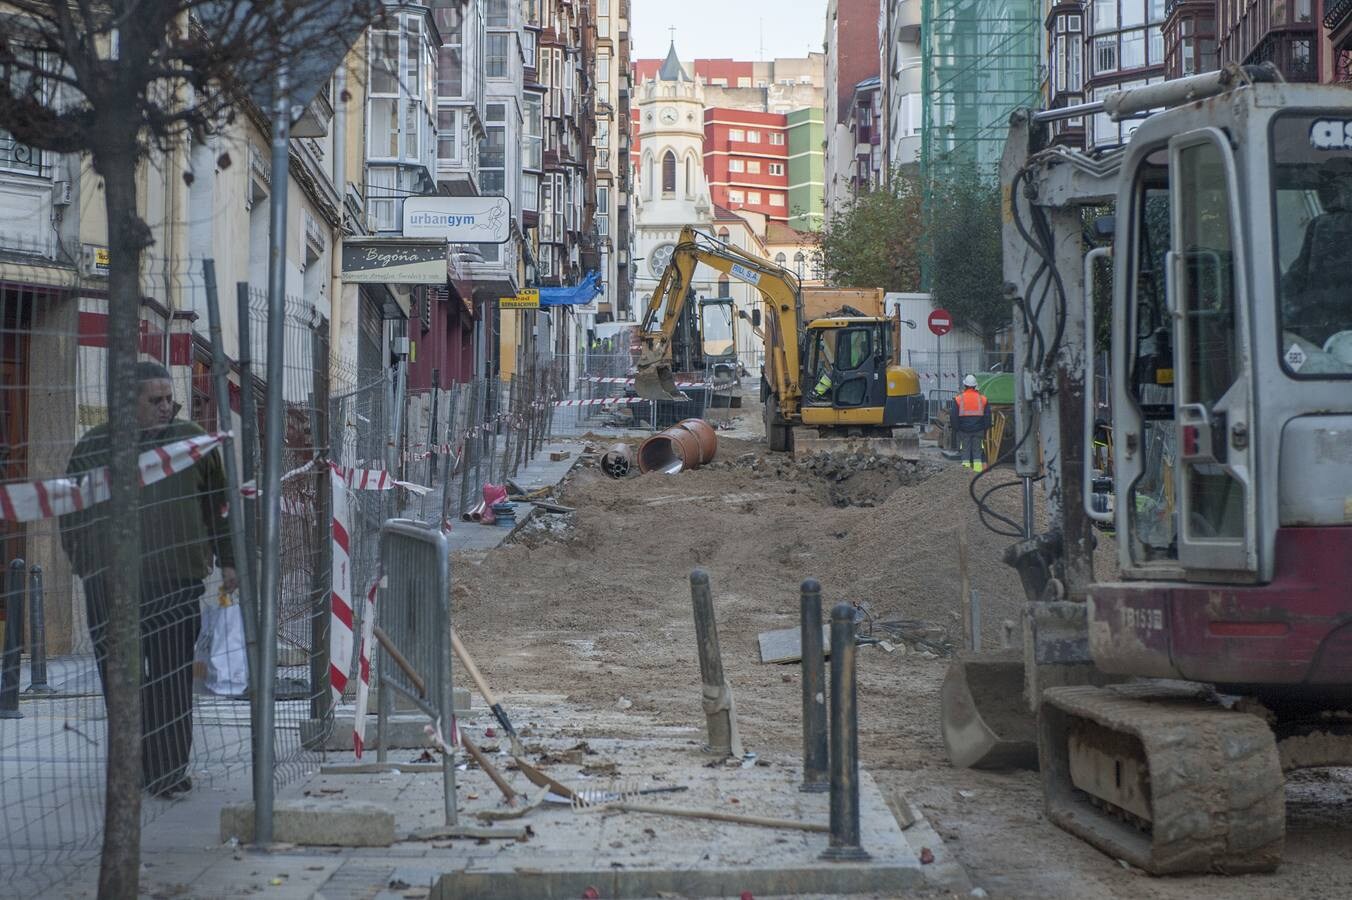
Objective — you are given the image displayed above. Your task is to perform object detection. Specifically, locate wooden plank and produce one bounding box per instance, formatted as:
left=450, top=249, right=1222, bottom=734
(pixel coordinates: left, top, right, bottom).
left=320, top=762, right=443, bottom=775
left=757, top=624, right=830, bottom=665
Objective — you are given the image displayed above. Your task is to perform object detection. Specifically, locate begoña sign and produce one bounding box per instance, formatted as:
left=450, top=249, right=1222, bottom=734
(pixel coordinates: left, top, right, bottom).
left=402, top=197, right=512, bottom=244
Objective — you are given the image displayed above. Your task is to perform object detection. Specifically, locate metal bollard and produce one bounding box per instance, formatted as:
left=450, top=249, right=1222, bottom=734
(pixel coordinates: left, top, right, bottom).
left=25, top=565, right=53, bottom=694
left=821, top=602, right=869, bottom=861
left=1, top=559, right=26, bottom=719
left=799, top=579, right=829, bottom=792
left=690, top=569, right=742, bottom=757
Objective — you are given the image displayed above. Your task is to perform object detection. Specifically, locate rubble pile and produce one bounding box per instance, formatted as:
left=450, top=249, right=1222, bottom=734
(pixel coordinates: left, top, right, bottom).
left=711, top=449, right=942, bottom=508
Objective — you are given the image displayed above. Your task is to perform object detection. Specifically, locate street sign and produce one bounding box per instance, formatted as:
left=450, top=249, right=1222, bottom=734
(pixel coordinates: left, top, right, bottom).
left=403, top=196, right=512, bottom=244
left=928, top=308, right=954, bottom=336
left=500, top=289, right=540, bottom=309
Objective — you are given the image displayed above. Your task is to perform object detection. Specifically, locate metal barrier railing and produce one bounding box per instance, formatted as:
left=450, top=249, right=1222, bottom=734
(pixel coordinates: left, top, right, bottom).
left=375, top=520, right=456, bottom=825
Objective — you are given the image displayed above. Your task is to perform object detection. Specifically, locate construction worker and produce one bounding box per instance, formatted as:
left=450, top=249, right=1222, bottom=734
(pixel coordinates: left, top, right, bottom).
left=952, top=374, right=991, bottom=472
left=810, top=335, right=835, bottom=401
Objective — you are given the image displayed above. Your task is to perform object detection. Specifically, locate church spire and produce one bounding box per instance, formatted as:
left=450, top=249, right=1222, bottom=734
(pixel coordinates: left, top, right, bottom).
left=658, top=41, right=690, bottom=82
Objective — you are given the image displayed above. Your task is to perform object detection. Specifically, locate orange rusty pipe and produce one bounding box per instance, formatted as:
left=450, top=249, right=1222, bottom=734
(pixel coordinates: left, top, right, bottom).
left=637, top=418, right=719, bottom=474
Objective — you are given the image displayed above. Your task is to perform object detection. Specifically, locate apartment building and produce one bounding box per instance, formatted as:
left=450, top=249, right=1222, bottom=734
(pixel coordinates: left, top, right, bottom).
left=703, top=109, right=792, bottom=223
left=879, top=0, right=923, bottom=172
left=633, top=53, right=826, bottom=115
left=592, top=0, right=635, bottom=323
left=824, top=0, right=881, bottom=218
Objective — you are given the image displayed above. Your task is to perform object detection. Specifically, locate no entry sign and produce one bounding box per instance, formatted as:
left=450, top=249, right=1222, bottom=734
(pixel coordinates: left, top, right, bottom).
left=928, top=308, right=954, bottom=336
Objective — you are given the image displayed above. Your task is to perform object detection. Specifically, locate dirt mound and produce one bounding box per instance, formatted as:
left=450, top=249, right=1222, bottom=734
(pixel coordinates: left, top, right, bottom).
left=706, top=446, right=943, bottom=508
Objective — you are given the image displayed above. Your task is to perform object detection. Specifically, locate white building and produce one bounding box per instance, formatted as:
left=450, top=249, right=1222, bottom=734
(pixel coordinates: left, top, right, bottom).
left=633, top=45, right=716, bottom=311
left=879, top=0, right=923, bottom=173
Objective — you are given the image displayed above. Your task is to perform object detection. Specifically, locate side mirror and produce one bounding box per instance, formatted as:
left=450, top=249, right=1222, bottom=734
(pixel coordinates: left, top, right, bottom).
left=751, top=308, right=762, bottom=328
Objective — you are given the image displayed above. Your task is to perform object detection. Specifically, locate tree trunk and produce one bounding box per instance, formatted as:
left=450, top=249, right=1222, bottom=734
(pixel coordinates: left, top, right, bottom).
left=95, top=141, right=148, bottom=900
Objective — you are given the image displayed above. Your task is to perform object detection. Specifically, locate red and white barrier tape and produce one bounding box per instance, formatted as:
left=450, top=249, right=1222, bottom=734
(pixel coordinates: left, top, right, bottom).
left=0, top=431, right=229, bottom=523
left=553, top=397, right=645, bottom=408
left=580, top=376, right=710, bottom=388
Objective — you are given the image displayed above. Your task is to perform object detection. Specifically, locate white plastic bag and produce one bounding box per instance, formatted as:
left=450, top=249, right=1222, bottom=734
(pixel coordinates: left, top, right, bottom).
left=203, top=590, right=249, bottom=697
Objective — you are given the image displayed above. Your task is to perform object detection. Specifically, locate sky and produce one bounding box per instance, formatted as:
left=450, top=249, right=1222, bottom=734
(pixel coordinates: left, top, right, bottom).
left=629, top=0, right=828, bottom=62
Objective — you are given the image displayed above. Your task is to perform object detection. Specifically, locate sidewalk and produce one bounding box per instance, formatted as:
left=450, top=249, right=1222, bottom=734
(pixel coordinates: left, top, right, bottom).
left=436, top=439, right=586, bottom=555
left=2, top=438, right=588, bottom=898
left=128, top=696, right=955, bottom=900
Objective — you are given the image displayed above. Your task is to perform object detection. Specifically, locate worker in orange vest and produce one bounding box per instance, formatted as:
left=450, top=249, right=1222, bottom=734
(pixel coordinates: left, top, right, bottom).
left=952, top=374, right=991, bottom=472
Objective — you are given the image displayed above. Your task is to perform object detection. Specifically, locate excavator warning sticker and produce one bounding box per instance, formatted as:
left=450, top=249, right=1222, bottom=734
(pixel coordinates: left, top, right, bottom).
left=1285, top=343, right=1308, bottom=372
left=1310, top=120, right=1352, bottom=151
left=729, top=263, right=762, bottom=285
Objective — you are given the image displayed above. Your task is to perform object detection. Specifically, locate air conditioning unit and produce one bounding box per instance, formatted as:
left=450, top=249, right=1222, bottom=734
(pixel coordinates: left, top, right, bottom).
left=52, top=180, right=73, bottom=206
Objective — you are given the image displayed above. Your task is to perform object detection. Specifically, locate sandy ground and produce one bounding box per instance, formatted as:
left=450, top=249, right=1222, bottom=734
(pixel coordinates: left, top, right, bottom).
left=451, top=394, right=1352, bottom=899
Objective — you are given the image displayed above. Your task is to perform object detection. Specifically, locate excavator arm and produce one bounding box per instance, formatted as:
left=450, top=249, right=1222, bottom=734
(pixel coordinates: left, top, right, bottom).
left=635, top=226, right=804, bottom=414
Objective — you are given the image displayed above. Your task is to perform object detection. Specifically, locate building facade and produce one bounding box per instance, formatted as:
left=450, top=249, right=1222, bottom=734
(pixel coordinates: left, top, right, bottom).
left=592, top=0, right=635, bottom=323
left=703, top=109, right=792, bottom=223
left=879, top=0, right=923, bottom=172
left=825, top=0, right=881, bottom=218
left=786, top=107, right=825, bottom=231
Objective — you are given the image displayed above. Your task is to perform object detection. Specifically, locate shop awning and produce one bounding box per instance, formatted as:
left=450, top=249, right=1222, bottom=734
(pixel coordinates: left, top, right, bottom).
left=538, top=271, right=602, bottom=307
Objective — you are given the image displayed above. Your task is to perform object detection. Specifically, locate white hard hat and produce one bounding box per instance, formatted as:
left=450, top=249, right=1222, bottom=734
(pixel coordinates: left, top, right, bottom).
left=963, top=374, right=978, bottom=388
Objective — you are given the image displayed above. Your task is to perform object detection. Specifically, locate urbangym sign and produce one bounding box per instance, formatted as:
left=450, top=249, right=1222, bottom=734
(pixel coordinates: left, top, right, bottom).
left=341, top=239, right=448, bottom=284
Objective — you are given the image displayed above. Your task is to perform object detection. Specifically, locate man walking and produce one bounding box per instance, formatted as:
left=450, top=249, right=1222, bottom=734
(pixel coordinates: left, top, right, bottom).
left=952, top=374, right=991, bottom=472
left=62, top=361, right=237, bottom=798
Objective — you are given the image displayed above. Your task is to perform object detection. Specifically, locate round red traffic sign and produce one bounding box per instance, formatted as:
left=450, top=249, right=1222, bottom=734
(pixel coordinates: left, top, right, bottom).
left=928, top=308, right=954, bottom=336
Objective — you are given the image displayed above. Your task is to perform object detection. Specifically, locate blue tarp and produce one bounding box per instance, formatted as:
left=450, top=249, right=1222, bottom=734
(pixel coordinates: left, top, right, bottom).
left=538, top=271, right=603, bottom=307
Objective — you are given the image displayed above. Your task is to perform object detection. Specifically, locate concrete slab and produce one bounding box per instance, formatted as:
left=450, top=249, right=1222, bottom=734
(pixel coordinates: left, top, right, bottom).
left=220, top=800, right=396, bottom=846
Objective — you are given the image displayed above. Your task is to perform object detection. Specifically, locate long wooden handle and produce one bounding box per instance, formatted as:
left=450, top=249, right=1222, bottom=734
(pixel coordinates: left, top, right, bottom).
left=612, top=802, right=828, bottom=833
left=450, top=630, right=497, bottom=706
left=461, top=732, right=517, bottom=806
left=374, top=625, right=426, bottom=697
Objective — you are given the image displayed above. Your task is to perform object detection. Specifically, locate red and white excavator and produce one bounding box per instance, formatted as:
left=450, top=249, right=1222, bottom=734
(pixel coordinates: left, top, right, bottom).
left=941, top=64, right=1352, bottom=874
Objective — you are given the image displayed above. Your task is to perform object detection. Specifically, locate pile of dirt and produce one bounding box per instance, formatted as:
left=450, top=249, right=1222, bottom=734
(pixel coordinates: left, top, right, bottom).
left=708, top=447, right=944, bottom=508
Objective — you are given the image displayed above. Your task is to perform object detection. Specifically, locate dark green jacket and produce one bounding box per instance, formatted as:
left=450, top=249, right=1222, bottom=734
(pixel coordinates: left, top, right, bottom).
left=60, top=420, right=235, bottom=585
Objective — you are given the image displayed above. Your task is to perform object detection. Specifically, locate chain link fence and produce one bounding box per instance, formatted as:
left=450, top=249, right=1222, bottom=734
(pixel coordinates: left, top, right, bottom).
left=0, top=261, right=275, bottom=893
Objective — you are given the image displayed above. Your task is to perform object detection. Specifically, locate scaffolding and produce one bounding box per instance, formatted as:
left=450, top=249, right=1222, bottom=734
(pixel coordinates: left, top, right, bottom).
left=920, top=0, right=1042, bottom=185
left=919, top=0, right=1042, bottom=288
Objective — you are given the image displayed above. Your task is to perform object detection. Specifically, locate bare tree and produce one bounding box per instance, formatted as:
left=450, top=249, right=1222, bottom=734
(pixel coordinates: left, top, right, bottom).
left=0, top=2, right=377, bottom=894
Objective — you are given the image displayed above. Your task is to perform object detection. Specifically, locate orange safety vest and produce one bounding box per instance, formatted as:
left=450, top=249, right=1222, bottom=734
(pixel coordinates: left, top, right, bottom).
left=956, top=388, right=988, bottom=417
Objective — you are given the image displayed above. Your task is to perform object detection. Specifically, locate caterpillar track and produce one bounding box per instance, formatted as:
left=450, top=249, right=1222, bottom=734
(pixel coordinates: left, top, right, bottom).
left=1038, top=685, right=1286, bottom=875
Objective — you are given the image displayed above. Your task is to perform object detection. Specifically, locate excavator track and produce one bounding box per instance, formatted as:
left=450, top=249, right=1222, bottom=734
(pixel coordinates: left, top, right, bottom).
left=1039, top=684, right=1285, bottom=875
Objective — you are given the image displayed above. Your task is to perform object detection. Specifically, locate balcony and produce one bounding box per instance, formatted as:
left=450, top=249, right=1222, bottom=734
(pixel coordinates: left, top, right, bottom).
left=0, top=133, right=50, bottom=179
left=893, top=0, right=921, bottom=43
left=1327, top=0, right=1352, bottom=32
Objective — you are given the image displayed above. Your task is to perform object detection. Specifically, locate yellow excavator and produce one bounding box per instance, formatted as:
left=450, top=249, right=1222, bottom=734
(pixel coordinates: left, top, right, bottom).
left=634, top=227, right=927, bottom=455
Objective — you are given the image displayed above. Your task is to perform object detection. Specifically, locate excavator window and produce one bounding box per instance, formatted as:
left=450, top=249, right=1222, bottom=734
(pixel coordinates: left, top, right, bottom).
left=1272, top=112, right=1352, bottom=377
left=1126, top=160, right=1179, bottom=562
left=836, top=328, right=872, bottom=371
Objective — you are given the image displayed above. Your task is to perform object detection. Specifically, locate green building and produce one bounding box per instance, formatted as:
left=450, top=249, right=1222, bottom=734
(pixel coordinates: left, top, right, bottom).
left=787, top=107, right=825, bottom=232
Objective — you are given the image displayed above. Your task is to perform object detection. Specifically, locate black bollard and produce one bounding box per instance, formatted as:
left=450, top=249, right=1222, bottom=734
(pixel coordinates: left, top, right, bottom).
left=799, top=579, right=829, bottom=792
left=1, top=559, right=26, bottom=719
left=690, top=569, right=741, bottom=757
left=25, top=565, right=53, bottom=694
left=821, top=602, right=869, bottom=861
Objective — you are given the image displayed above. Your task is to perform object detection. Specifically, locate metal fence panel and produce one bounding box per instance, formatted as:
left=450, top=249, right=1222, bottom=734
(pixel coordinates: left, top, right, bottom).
left=376, top=520, right=455, bottom=824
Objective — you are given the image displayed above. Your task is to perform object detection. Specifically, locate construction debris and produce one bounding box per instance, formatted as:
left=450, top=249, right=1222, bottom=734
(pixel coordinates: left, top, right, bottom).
left=600, top=443, right=633, bottom=478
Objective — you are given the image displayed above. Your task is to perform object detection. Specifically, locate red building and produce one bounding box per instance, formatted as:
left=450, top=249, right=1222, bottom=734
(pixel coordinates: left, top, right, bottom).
left=634, top=58, right=757, bottom=87
left=703, top=108, right=791, bottom=222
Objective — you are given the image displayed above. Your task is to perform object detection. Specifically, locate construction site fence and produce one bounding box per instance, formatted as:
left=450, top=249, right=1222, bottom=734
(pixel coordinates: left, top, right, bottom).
left=0, top=261, right=348, bottom=894
left=373, top=521, right=455, bottom=822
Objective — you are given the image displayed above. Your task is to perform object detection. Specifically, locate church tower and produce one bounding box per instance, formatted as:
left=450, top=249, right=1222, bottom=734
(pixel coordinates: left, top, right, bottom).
left=633, top=44, right=715, bottom=307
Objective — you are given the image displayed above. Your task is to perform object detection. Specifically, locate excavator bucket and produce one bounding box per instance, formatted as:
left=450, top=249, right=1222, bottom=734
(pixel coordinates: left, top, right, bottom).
left=790, top=428, right=922, bottom=461
left=633, top=360, right=685, bottom=402
left=939, top=651, right=1038, bottom=770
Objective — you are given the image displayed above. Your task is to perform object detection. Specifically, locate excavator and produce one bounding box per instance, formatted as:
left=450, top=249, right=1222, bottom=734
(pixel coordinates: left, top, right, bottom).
left=634, top=226, right=927, bottom=455
left=940, top=65, right=1352, bottom=874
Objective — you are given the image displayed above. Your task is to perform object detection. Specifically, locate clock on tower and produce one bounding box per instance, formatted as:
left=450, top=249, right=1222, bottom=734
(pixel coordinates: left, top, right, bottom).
left=660, top=107, right=678, bottom=126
